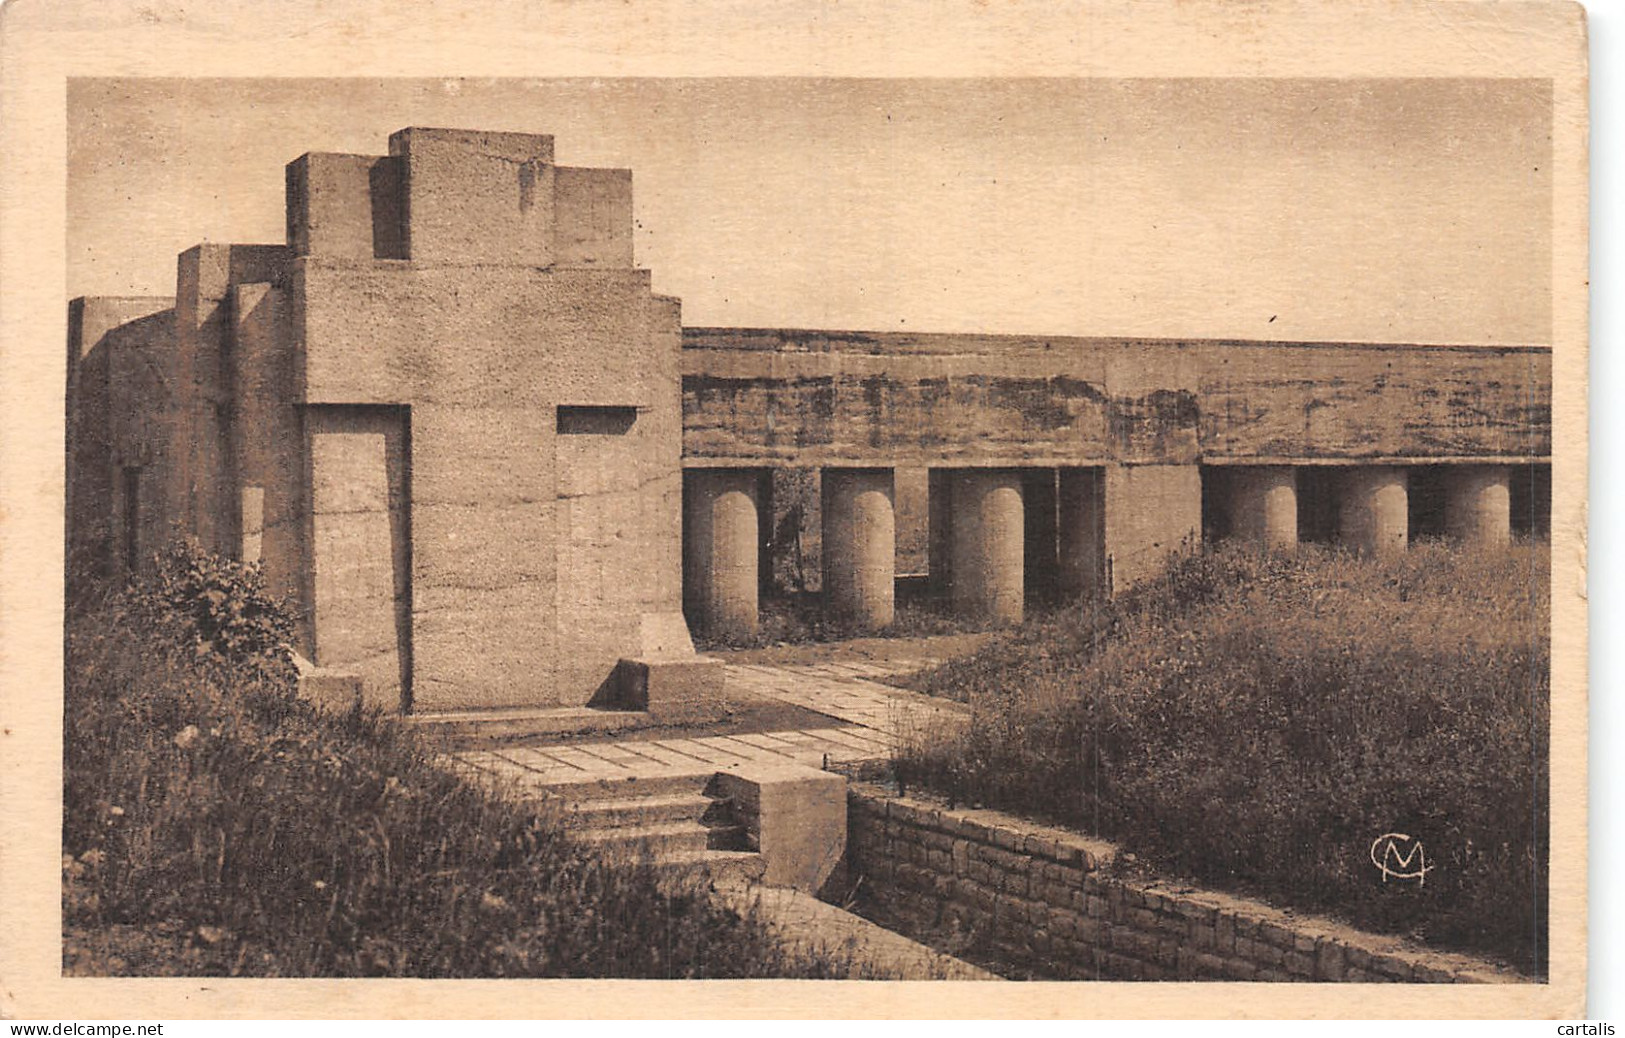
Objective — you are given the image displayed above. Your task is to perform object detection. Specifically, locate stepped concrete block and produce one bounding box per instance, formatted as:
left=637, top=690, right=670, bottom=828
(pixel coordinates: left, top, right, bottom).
left=708, top=763, right=847, bottom=895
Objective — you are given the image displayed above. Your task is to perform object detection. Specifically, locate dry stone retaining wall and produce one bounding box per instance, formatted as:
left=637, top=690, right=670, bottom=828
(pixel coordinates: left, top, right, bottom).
left=845, top=783, right=1521, bottom=983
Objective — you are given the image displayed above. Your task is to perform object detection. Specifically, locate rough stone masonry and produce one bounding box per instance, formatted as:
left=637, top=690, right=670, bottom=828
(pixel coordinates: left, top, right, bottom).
left=66, top=127, right=1553, bottom=716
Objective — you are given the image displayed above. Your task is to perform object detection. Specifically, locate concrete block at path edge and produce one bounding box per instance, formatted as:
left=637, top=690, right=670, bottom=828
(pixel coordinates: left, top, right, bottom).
left=295, top=667, right=365, bottom=714
left=613, top=656, right=727, bottom=721
left=709, top=763, right=847, bottom=895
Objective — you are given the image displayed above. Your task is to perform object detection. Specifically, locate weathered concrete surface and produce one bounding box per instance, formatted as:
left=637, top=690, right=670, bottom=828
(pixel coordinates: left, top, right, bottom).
left=1443, top=464, right=1512, bottom=546
left=67, top=296, right=177, bottom=582
left=681, top=328, right=1550, bottom=467
left=683, top=468, right=762, bottom=640
left=821, top=468, right=895, bottom=630
left=296, top=256, right=684, bottom=710
left=286, top=152, right=406, bottom=261
left=1338, top=466, right=1410, bottom=556
left=75, top=130, right=689, bottom=714
left=553, top=166, right=634, bottom=268
left=947, top=469, right=1025, bottom=624
left=67, top=125, right=1556, bottom=720
left=387, top=127, right=557, bottom=265
left=174, top=244, right=291, bottom=557
left=230, top=283, right=307, bottom=636
left=308, top=406, right=410, bottom=709
left=709, top=763, right=847, bottom=895
left=612, top=656, right=729, bottom=721
left=1216, top=465, right=1299, bottom=548
left=291, top=651, right=365, bottom=715
left=1104, top=464, right=1201, bottom=590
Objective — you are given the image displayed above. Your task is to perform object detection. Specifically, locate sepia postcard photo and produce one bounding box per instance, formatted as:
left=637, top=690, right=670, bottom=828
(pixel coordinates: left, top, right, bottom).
left=0, top=0, right=1591, bottom=1021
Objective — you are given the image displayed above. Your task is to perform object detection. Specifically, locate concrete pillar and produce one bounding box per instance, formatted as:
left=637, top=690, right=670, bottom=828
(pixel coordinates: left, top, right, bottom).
left=1224, top=466, right=1298, bottom=548
left=683, top=469, right=760, bottom=638
left=1337, top=466, right=1408, bottom=556
left=1058, top=467, right=1105, bottom=599
left=821, top=468, right=896, bottom=630
left=949, top=469, right=1024, bottom=625
left=1443, top=465, right=1512, bottom=546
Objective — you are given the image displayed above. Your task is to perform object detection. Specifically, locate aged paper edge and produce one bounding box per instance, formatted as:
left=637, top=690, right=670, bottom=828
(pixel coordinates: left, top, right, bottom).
left=0, top=0, right=1589, bottom=1020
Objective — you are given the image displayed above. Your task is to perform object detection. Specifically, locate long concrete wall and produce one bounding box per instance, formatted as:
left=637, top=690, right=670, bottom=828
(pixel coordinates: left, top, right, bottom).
left=680, top=328, right=1551, bottom=466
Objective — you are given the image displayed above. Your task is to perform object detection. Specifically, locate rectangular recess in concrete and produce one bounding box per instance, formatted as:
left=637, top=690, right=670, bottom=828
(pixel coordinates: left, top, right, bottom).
left=557, top=404, right=638, bottom=435
left=308, top=404, right=412, bottom=711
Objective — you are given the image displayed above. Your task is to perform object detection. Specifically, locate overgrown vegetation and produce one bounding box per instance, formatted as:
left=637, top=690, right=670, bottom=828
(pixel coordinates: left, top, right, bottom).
left=63, top=541, right=870, bottom=977
left=894, top=540, right=1550, bottom=975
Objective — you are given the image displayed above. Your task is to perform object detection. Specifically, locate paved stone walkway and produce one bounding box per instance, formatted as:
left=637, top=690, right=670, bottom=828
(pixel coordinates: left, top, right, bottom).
left=718, top=657, right=969, bottom=738
left=452, top=726, right=893, bottom=791
left=439, top=651, right=995, bottom=981
left=449, top=654, right=968, bottom=791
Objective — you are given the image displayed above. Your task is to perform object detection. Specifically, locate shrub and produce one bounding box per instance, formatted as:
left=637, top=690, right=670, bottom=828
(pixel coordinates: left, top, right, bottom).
left=123, top=539, right=297, bottom=682
left=895, top=540, right=1550, bottom=975
left=63, top=542, right=870, bottom=978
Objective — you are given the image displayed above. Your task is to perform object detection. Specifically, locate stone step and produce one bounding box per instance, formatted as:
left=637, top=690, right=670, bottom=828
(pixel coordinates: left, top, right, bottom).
left=701, top=821, right=751, bottom=852
left=407, top=706, right=646, bottom=748
left=576, top=820, right=712, bottom=858
left=534, top=771, right=717, bottom=802
left=566, top=792, right=714, bottom=830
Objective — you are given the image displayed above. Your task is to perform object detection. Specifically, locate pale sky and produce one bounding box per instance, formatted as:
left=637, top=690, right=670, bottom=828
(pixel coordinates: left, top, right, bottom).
left=67, top=77, right=1552, bottom=345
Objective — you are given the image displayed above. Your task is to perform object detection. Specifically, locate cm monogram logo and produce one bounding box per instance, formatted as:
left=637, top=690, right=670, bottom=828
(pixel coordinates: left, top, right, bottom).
left=1370, top=833, right=1434, bottom=885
